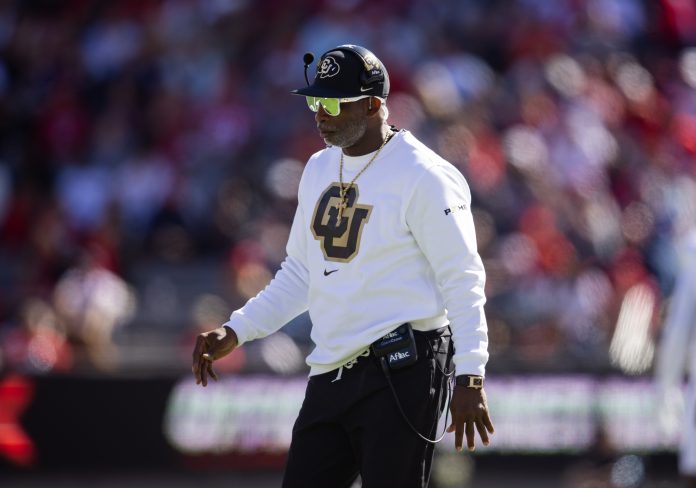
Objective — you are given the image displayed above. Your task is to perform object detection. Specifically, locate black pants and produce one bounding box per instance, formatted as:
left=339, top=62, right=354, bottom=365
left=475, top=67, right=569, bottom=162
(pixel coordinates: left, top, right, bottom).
left=282, top=327, right=452, bottom=488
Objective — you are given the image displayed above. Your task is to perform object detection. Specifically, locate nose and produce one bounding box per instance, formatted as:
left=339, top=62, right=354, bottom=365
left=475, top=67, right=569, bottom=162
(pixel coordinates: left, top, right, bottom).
left=315, top=105, right=331, bottom=123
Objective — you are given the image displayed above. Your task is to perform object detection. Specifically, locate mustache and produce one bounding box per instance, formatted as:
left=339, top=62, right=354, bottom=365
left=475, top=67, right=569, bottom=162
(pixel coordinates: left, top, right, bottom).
left=317, top=124, right=336, bottom=131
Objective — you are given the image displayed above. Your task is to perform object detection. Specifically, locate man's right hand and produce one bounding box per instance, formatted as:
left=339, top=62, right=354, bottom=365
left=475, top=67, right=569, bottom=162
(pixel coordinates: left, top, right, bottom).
left=192, top=326, right=238, bottom=386
left=447, top=385, right=494, bottom=452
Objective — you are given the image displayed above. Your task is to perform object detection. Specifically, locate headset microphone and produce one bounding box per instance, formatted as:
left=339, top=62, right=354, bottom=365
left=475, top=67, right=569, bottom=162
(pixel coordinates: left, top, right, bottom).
left=303, top=52, right=314, bottom=86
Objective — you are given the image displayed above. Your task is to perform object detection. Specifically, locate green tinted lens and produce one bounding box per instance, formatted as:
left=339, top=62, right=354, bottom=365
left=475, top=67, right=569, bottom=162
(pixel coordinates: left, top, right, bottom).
left=305, top=97, right=340, bottom=116
left=306, top=96, right=320, bottom=112
left=320, top=98, right=340, bottom=116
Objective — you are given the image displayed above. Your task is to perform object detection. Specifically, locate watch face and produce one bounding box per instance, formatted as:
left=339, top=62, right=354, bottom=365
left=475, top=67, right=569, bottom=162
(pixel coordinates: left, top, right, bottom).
left=457, top=375, right=484, bottom=388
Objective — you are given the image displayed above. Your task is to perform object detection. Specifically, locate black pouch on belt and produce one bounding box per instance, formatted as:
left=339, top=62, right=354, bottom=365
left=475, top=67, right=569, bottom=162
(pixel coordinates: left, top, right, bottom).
left=371, top=323, right=418, bottom=370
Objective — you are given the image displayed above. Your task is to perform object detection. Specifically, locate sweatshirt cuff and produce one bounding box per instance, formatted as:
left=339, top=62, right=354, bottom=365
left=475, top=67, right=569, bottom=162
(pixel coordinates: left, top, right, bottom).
left=222, top=312, right=258, bottom=347
left=452, top=351, right=488, bottom=377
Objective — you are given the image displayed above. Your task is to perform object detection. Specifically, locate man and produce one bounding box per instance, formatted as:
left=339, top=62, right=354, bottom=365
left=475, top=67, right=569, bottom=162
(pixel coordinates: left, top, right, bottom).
left=655, top=228, right=696, bottom=487
left=192, top=44, right=494, bottom=488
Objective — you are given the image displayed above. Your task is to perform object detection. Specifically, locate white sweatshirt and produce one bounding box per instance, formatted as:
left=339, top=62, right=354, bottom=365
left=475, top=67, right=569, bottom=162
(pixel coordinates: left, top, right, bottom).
left=225, top=130, right=489, bottom=376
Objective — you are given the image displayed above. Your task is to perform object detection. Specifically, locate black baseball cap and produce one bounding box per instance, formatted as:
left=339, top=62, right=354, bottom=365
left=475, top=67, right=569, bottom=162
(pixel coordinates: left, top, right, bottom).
left=292, top=44, right=390, bottom=99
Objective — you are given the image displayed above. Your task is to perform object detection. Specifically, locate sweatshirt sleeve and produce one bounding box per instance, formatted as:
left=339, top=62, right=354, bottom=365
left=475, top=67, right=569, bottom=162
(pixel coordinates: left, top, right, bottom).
left=223, top=202, right=310, bottom=345
left=654, top=244, right=696, bottom=393
left=405, top=162, right=489, bottom=376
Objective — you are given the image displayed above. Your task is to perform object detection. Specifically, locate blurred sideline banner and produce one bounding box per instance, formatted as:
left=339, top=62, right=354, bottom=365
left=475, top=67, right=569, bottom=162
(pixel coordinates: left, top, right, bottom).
left=164, top=375, right=679, bottom=457
left=1, top=374, right=679, bottom=470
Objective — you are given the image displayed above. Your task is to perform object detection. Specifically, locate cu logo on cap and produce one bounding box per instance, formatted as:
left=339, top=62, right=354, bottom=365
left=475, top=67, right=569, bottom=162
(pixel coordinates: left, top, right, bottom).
left=318, top=56, right=340, bottom=78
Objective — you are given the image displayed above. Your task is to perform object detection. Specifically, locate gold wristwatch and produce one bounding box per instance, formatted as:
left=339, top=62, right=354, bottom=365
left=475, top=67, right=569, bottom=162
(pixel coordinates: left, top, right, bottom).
left=456, top=375, right=484, bottom=389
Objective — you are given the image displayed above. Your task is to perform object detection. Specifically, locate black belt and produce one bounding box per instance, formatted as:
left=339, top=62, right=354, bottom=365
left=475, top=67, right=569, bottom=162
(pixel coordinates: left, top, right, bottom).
left=412, top=325, right=450, bottom=339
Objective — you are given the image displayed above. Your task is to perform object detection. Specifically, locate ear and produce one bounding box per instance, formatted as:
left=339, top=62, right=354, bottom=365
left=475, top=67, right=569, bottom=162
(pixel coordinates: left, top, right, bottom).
left=366, top=97, right=382, bottom=117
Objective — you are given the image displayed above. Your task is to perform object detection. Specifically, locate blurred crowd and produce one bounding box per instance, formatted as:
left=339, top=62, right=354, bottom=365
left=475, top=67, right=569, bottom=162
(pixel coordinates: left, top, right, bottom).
left=1, top=0, right=695, bottom=376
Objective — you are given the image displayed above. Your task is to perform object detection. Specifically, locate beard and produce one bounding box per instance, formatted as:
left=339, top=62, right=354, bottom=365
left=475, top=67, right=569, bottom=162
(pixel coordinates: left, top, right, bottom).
left=321, top=116, right=368, bottom=148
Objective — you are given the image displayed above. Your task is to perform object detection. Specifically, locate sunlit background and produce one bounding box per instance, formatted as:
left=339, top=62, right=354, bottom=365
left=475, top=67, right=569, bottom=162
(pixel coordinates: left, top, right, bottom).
left=1, top=0, right=695, bottom=486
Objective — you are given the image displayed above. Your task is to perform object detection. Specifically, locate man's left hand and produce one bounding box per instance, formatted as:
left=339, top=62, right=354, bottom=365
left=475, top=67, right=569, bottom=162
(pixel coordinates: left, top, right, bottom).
left=447, top=386, right=494, bottom=452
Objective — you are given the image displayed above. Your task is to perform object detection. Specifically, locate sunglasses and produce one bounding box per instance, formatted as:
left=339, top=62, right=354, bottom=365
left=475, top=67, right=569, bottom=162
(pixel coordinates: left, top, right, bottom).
left=305, top=95, right=372, bottom=116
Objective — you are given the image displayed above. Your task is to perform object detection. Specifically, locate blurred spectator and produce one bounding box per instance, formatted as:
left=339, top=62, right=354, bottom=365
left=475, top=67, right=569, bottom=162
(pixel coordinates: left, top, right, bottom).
left=1, top=298, right=73, bottom=374
left=0, top=0, right=692, bottom=378
left=52, top=247, right=136, bottom=370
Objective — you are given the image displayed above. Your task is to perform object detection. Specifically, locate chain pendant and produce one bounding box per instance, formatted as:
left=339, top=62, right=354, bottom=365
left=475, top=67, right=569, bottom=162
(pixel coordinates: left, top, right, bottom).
left=337, top=187, right=348, bottom=222
left=336, top=132, right=391, bottom=226
left=337, top=199, right=347, bottom=221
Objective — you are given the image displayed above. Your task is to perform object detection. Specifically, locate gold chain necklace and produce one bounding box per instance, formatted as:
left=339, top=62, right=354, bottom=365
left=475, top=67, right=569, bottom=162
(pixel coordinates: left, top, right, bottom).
left=337, top=133, right=391, bottom=221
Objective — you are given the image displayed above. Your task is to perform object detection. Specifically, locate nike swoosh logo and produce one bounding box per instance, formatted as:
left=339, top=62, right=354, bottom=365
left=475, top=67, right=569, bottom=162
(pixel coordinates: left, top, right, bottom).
left=323, top=269, right=338, bottom=276
left=360, top=86, right=372, bottom=92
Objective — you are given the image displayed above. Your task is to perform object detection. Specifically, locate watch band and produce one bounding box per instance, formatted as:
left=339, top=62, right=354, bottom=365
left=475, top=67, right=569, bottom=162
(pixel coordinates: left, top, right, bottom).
left=456, top=375, right=484, bottom=389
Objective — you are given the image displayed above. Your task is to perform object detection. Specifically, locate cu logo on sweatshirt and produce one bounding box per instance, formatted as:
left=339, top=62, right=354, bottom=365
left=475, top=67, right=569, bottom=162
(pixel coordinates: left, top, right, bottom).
left=311, top=183, right=372, bottom=262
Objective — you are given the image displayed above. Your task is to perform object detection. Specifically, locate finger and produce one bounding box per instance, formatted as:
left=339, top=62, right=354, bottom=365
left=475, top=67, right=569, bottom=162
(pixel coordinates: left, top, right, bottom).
left=482, top=411, right=495, bottom=434
left=446, top=422, right=455, bottom=433
left=193, top=358, right=204, bottom=385
left=191, top=339, right=200, bottom=375
left=192, top=337, right=204, bottom=375
left=466, top=420, right=475, bottom=451
left=199, top=357, right=209, bottom=387
left=475, top=420, right=490, bottom=446
left=207, top=362, right=218, bottom=381
left=195, top=350, right=210, bottom=384
left=454, top=420, right=464, bottom=452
